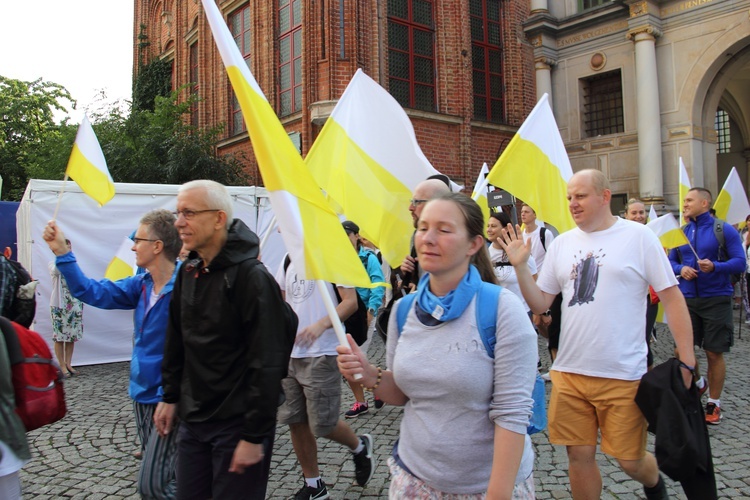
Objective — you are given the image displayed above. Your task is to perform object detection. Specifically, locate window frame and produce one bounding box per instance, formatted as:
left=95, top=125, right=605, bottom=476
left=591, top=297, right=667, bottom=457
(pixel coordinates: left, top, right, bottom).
left=470, top=0, right=504, bottom=123
left=278, top=0, right=303, bottom=117
left=189, top=42, right=199, bottom=128
left=387, top=0, right=436, bottom=112
left=581, top=69, right=624, bottom=138
left=228, top=4, right=252, bottom=135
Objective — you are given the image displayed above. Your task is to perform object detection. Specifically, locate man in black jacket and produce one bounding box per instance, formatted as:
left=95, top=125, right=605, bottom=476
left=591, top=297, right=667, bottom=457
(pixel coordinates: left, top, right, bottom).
left=154, top=180, right=292, bottom=499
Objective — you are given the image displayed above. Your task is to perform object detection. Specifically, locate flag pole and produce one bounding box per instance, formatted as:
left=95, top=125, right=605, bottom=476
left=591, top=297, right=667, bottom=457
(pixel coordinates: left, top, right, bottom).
left=52, top=173, right=69, bottom=221
left=315, top=280, right=363, bottom=380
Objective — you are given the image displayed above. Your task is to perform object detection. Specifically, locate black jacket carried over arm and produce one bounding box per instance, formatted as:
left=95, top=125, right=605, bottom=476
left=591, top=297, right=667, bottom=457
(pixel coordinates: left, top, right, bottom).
left=161, top=219, right=290, bottom=444
left=635, top=358, right=717, bottom=499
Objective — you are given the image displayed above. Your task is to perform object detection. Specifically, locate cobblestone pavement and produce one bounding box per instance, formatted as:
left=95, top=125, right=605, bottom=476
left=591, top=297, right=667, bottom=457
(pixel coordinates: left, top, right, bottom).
left=20, top=316, right=750, bottom=499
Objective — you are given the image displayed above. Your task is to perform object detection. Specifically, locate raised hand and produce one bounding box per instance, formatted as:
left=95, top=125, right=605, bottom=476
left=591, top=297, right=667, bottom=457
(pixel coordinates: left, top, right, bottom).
left=497, top=223, right=532, bottom=267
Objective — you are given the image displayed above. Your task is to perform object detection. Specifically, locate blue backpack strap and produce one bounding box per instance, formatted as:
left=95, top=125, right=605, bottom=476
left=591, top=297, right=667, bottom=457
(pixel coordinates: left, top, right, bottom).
left=396, top=293, right=418, bottom=336
left=476, top=282, right=501, bottom=358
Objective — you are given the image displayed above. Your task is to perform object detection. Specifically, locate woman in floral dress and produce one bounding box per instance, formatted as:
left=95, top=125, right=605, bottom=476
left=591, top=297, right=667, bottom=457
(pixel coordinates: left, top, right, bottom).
left=49, top=239, right=83, bottom=377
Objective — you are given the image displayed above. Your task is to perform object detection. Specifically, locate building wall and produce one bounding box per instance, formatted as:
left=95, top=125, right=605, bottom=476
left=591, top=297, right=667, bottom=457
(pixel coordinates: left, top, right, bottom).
left=133, top=0, right=537, bottom=189
left=525, top=0, right=750, bottom=209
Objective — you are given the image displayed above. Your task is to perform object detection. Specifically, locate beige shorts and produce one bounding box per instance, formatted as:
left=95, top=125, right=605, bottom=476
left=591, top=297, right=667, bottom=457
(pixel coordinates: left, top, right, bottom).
left=548, top=371, right=647, bottom=460
left=277, top=356, right=341, bottom=436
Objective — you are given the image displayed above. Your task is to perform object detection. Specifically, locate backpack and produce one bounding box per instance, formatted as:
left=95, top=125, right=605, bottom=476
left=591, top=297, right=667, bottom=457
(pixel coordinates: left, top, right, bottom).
left=539, top=227, right=547, bottom=251
left=283, top=255, right=369, bottom=346
left=224, top=258, right=298, bottom=379
left=678, top=218, right=742, bottom=284
left=0, top=257, right=36, bottom=328
left=0, top=316, right=67, bottom=431
left=395, top=283, right=547, bottom=435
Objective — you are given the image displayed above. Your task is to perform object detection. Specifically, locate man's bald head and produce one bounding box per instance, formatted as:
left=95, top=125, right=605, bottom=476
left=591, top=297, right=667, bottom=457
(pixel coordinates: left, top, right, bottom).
left=410, top=179, right=452, bottom=226
left=570, top=169, right=610, bottom=195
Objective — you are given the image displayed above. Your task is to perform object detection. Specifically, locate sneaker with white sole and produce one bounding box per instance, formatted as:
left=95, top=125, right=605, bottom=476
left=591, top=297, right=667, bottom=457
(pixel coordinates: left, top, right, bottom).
left=345, top=401, right=369, bottom=418
left=705, top=403, right=722, bottom=425
left=294, top=479, right=329, bottom=500
left=353, top=434, right=375, bottom=487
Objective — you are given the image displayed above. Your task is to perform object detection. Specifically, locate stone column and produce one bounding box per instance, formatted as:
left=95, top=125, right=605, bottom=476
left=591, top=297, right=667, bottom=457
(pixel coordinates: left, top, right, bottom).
left=530, top=0, right=548, bottom=14
left=627, top=26, right=664, bottom=201
left=535, top=58, right=554, bottom=105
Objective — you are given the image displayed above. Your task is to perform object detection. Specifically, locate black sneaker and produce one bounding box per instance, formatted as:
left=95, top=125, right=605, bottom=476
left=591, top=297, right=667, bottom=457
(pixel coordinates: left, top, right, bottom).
left=293, top=479, right=329, bottom=500
left=374, top=397, right=385, bottom=409
left=643, top=474, right=668, bottom=500
left=353, top=434, right=375, bottom=487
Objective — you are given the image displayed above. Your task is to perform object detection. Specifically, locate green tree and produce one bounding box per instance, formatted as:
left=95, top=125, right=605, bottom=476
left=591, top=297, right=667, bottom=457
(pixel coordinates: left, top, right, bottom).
left=0, top=76, right=74, bottom=200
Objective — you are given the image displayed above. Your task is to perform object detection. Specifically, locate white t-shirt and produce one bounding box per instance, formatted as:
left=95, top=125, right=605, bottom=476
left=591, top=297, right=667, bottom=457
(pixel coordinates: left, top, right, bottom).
left=522, top=225, right=554, bottom=270
left=536, top=218, right=678, bottom=380
left=488, top=245, right=537, bottom=312
left=275, top=258, right=341, bottom=358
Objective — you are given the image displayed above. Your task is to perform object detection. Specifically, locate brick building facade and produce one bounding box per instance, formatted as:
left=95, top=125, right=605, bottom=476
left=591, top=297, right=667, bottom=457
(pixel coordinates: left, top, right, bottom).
left=133, top=0, right=537, bottom=188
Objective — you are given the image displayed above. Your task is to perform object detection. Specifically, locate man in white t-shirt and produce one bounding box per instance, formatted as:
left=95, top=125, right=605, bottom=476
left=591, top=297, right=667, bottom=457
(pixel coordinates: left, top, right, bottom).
left=275, top=257, right=376, bottom=499
left=500, top=169, right=696, bottom=500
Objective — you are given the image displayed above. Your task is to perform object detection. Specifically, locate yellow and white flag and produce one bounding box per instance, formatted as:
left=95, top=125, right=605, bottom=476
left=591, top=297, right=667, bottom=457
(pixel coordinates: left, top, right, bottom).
left=471, top=163, right=491, bottom=227
left=305, top=69, right=458, bottom=265
left=486, top=94, right=575, bottom=234
left=646, top=212, right=689, bottom=250
left=201, top=0, right=372, bottom=287
left=66, top=115, right=114, bottom=206
left=678, top=157, right=691, bottom=225
left=648, top=204, right=658, bottom=223
left=104, top=236, right=136, bottom=281
left=713, top=166, right=750, bottom=226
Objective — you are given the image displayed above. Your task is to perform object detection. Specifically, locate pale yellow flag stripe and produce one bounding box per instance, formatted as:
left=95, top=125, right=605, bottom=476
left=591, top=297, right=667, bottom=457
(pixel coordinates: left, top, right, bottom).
left=104, top=236, right=136, bottom=281
left=66, top=114, right=114, bottom=206
left=646, top=213, right=689, bottom=250
left=486, top=94, right=575, bottom=234
left=305, top=69, right=458, bottom=265
left=714, top=166, right=750, bottom=225
left=678, top=157, right=691, bottom=225
left=201, top=0, right=373, bottom=288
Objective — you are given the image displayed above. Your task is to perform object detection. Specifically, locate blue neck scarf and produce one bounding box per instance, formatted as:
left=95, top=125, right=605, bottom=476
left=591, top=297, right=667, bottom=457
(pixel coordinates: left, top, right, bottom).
left=415, top=265, right=482, bottom=322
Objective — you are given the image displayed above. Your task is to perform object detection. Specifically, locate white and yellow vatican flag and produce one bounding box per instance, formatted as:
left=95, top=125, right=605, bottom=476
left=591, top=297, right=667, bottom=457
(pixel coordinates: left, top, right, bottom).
left=646, top=213, right=689, bottom=250
left=485, top=94, right=575, bottom=234
left=104, top=236, right=136, bottom=281
left=305, top=69, right=459, bottom=265
left=471, top=163, right=491, bottom=228
left=201, top=0, right=373, bottom=288
left=648, top=204, right=658, bottom=223
left=713, top=166, right=750, bottom=226
left=678, top=157, right=691, bottom=225
left=66, top=114, right=114, bottom=206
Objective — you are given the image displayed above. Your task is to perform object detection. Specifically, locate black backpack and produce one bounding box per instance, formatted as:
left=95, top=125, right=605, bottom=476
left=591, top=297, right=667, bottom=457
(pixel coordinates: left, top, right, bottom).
left=224, top=258, right=298, bottom=379
left=283, top=255, right=368, bottom=346
left=1, top=257, right=36, bottom=328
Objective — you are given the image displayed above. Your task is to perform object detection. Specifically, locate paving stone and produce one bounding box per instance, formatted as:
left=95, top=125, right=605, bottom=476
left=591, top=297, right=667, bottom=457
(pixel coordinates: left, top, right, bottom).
left=18, top=319, right=750, bottom=497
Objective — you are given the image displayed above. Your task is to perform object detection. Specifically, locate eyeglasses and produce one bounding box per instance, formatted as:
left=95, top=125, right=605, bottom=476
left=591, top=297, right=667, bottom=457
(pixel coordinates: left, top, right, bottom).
left=172, top=209, right=220, bottom=220
left=410, top=199, right=428, bottom=207
left=132, top=237, right=158, bottom=244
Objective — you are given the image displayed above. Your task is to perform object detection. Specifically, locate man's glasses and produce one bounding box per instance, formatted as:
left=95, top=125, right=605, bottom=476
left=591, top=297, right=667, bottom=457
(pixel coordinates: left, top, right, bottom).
left=409, top=199, right=428, bottom=207
left=172, top=209, right=220, bottom=220
left=132, top=237, right=157, bottom=244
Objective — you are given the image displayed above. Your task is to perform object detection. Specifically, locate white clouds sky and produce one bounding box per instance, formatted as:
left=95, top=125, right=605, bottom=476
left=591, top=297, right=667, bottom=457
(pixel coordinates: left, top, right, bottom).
left=0, top=1, right=134, bottom=123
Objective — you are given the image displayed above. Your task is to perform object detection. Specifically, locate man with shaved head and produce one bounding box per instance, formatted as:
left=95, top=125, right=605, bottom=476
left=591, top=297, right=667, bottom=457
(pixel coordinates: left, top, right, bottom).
left=398, top=179, right=452, bottom=291
left=500, top=169, right=696, bottom=499
left=668, top=187, right=745, bottom=425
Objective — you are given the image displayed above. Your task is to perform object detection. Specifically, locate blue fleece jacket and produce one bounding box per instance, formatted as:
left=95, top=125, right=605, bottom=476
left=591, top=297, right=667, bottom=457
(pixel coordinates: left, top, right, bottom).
left=668, top=212, right=745, bottom=298
left=55, top=252, right=178, bottom=404
left=356, top=247, right=385, bottom=314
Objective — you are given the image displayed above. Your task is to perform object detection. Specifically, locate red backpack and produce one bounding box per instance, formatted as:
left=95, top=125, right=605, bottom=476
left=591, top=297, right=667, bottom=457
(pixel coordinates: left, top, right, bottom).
left=0, top=317, right=67, bottom=431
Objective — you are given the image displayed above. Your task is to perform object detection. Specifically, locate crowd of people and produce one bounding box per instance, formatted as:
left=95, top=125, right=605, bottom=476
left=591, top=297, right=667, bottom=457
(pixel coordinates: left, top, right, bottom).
left=1, top=169, right=743, bottom=499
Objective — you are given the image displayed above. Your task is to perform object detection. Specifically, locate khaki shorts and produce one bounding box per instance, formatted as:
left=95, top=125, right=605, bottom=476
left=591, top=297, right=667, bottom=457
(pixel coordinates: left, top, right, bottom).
left=548, top=371, right=647, bottom=460
left=277, top=356, right=341, bottom=436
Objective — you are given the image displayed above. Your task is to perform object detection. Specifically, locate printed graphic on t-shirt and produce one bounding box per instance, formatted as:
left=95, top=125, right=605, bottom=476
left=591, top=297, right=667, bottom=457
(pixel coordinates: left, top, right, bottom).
left=289, top=273, right=315, bottom=304
left=568, top=249, right=604, bottom=307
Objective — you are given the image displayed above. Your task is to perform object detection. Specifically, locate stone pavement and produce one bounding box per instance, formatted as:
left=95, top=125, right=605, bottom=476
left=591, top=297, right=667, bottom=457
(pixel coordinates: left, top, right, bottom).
left=19, top=317, right=750, bottom=499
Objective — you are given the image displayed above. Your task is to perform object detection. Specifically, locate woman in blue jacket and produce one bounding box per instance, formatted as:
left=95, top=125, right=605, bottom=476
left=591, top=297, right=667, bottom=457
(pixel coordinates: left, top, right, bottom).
left=43, top=209, right=182, bottom=500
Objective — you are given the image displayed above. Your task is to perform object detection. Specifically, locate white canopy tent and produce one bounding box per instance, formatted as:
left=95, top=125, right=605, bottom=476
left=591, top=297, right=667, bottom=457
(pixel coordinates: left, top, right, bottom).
left=16, top=179, right=285, bottom=366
